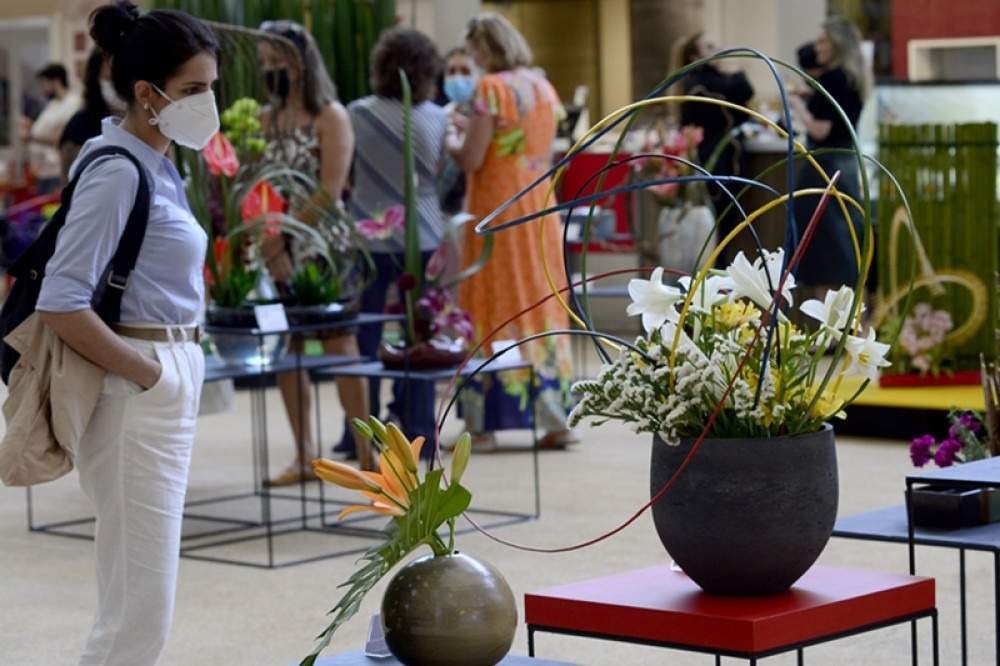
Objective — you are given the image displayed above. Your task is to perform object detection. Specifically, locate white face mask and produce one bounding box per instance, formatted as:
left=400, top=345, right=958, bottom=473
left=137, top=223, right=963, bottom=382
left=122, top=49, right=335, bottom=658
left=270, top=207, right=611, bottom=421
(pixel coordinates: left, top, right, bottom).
left=148, top=84, right=219, bottom=150
left=100, top=79, right=127, bottom=113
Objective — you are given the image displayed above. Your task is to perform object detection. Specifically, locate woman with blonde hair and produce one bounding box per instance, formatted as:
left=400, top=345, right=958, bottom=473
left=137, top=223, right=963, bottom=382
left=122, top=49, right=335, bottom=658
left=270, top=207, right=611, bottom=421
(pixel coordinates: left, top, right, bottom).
left=789, top=15, right=868, bottom=290
left=448, top=13, right=576, bottom=449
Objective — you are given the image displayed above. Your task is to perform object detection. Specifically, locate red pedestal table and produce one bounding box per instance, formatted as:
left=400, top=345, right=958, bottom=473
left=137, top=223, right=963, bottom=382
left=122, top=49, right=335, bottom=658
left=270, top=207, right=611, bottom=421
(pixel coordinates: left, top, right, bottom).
left=525, top=564, right=938, bottom=665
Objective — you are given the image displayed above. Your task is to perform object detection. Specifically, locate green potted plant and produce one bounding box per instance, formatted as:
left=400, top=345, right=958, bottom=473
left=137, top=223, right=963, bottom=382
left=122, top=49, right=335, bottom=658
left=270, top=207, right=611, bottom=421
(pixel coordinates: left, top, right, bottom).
left=374, top=72, right=484, bottom=370
left=191, top=98, right=367, bottom=364
left=300, top=418, right=516, bottom=666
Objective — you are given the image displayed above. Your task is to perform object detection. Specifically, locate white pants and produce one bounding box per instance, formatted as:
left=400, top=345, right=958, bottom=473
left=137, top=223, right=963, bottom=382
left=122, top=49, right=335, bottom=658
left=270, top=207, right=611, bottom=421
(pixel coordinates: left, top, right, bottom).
left=76, top=337, right=204, bottom=666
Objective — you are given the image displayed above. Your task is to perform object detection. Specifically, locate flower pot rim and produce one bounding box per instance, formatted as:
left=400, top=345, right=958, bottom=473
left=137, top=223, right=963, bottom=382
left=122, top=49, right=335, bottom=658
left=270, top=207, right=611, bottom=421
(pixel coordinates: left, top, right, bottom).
left=668, top=422, right=833, bottom=445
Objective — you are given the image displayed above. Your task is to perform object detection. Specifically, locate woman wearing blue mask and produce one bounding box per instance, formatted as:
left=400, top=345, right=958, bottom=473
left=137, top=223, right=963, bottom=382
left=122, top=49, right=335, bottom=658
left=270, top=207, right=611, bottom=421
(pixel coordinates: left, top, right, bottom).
left=443, top=47, right=479, bottom=108
left=438, top=47, right=478, bottom=216
left=36, top=1, right=216, bottom=663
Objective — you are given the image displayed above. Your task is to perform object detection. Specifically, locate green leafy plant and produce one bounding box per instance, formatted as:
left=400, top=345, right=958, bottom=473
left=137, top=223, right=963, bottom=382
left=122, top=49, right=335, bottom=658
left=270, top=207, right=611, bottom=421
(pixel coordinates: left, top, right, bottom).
left=300, top=417, right=473, bottom=665
left=207, top=237, right=259, bottom=308
left=290, top=261, right=341, bottom=306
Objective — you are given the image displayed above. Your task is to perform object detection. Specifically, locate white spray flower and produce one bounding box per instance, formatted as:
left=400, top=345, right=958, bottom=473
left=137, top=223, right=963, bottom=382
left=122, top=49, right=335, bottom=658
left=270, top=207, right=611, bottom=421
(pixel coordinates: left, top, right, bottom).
left=726, top=249, right=795, bottom=311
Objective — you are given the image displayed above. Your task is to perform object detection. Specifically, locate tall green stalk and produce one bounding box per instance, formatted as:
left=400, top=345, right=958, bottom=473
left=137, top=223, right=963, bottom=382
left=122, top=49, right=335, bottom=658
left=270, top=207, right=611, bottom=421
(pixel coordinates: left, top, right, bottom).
left=400, top=69, right=420, bottom=344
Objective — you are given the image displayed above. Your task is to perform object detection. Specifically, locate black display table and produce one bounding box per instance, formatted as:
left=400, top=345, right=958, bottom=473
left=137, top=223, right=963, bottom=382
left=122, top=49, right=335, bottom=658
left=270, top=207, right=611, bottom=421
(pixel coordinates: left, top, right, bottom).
left=833, top=457, right=1000, bottom=665
left=311, top=356, right=542, bottom=526
left=25, top=314, right=402, bottom=569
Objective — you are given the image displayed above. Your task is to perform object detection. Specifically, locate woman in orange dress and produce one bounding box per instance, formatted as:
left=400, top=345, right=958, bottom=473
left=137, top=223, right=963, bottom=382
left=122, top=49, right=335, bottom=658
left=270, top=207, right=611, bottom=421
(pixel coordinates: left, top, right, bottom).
left=448, top=13, right=576, bottom=449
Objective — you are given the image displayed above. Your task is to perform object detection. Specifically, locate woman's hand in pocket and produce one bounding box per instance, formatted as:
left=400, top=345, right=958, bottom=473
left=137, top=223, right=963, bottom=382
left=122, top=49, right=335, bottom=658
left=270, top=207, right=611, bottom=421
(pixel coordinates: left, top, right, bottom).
left=136, top=358, right=162, bottom=391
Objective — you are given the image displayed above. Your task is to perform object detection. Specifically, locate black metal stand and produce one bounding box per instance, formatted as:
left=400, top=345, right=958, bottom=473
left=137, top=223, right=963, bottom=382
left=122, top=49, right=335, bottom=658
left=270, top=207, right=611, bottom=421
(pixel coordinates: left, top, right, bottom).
left=311, top=357, right=543, bottom=529
left=834, top=457, right=1000, bottom=666
left=25, top=315, right=405, bottom=569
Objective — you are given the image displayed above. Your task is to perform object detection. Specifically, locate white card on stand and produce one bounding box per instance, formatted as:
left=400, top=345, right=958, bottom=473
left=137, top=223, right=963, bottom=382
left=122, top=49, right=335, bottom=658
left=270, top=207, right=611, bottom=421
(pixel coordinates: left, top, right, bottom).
left=253, top=303, right=289, bottom=333
left=491, top=339, right=524, bottom=364
left=364, top=614, right=392, bottom=658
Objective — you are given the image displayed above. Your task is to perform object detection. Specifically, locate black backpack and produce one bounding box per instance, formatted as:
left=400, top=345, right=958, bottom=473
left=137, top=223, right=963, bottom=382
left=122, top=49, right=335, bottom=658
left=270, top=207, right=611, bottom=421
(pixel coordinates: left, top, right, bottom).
left=0, top=146, right=151, bottom=384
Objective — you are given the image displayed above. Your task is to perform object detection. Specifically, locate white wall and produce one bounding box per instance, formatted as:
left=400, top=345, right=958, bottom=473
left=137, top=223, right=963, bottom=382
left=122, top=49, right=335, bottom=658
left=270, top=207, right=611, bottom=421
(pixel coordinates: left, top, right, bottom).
left=396, top=0, right=481, bottom=50
left=703, top=0, right=825, bottom=104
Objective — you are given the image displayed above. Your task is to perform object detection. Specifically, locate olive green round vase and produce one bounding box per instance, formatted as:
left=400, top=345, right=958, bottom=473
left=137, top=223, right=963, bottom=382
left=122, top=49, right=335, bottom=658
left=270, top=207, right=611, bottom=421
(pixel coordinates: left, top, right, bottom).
left=381, top=552, right=517, bottom=666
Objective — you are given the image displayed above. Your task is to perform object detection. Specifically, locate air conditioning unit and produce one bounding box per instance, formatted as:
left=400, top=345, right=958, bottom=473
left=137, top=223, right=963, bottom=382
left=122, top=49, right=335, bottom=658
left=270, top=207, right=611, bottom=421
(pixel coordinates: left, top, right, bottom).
left=908, top=36, right=1000, bottom=82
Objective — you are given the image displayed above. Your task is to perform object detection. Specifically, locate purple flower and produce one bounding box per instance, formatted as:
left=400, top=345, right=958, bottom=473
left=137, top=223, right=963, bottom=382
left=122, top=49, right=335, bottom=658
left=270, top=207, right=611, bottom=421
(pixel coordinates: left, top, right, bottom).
left=934, top=438, right=963, bottom=467
left=959, top=412, right=982, bottom=433
left=910, top=434, right=935, bottom=467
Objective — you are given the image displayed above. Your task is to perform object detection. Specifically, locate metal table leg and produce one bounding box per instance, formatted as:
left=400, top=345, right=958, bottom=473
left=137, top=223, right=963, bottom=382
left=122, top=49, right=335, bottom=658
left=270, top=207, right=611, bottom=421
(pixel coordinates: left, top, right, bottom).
left=933, top=609, right=940, bottom=666
left=528, top=626, right=535, bottom=657
left=960, top=548, right=967, bottom=666
left=995, top=551, right=1000, bottom=666
left=906, top=480, right=918, bottom=666
left=530, top=366, right=541, bottom=518
left=797, top=647, right=804, bottom=665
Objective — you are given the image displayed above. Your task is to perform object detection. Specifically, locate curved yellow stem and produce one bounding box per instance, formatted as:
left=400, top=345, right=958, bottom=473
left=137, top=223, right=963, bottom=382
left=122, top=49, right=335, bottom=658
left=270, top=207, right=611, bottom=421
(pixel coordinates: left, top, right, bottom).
left=529, top=94, right=866, bottom=353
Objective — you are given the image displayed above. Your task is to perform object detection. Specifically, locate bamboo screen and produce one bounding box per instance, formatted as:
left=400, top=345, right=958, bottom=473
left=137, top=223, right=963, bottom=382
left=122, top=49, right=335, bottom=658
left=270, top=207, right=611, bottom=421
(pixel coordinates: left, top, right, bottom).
left=878, top=122, right=999, bottom=369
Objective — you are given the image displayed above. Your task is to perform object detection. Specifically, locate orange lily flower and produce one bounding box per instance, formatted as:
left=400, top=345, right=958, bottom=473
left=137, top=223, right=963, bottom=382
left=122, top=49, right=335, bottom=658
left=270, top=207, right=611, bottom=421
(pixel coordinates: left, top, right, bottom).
left=386, top=423, right=419, bottom=475
left=312, top=459, right=381, bottom=493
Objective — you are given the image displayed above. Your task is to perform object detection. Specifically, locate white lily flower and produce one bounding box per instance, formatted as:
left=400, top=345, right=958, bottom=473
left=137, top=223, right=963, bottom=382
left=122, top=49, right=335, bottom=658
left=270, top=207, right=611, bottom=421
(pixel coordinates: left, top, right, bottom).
left=726, top=249, right=795, bottom=311
left=800, top=285, right=862, bottom=332
left=678, top=275, right=733, bottom=313
left=843, top=327, right=891, bottom=381
left=627, top=267, right=683, bottom=333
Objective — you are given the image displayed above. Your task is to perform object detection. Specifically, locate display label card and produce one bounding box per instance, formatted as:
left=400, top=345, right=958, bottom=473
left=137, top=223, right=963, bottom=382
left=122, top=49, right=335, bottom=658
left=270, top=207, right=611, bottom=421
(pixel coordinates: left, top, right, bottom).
left=491, top=339, right=524, bottom=364
left=364, top=614, right=392, bottom=658
left=253, top=303, right=289, bottom=333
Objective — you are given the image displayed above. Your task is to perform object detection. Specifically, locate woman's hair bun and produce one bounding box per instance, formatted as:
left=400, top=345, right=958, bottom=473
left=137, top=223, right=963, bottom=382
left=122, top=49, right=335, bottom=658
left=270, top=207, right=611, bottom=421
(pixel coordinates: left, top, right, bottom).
left=90, top=1, right=141, bottom=56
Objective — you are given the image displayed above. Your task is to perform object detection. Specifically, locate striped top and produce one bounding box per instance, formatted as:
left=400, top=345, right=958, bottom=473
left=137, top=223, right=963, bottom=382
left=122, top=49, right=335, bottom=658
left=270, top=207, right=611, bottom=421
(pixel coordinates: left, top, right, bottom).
left=347, top=96, right=448, bottom=253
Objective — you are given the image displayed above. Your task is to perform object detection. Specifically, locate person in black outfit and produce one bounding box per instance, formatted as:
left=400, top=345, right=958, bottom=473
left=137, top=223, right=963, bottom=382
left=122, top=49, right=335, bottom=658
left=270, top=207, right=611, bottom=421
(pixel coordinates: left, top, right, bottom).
left=677, top=33, right=754, bottom=264
left=790, top=16, right=868, bottom=289
left=59, top=47, right=125, bottom=178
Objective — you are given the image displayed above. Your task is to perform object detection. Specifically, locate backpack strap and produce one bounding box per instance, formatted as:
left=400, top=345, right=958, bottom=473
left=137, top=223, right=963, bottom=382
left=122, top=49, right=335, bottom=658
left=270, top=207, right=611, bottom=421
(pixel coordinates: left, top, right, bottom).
left=64, top=146, right=151, bottom=323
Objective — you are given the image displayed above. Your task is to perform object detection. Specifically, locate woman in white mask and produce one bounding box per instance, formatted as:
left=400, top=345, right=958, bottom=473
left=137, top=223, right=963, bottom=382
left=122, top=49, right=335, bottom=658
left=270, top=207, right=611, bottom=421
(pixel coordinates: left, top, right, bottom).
left=36, top=1, right=217, bottom=663
left=59, top=47, right=128, bottom=178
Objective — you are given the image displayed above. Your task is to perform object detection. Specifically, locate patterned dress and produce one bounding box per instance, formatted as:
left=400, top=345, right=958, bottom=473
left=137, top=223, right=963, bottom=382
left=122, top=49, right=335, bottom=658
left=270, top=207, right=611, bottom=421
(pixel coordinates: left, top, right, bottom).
left=459, top=68, right=573, bottom=433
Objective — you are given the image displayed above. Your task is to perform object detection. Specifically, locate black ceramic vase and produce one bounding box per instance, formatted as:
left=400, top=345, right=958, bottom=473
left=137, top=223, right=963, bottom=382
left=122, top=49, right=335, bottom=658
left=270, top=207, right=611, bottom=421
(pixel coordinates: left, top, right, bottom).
left=649, top=424, right=838, bottom=595
left=381, top=552, right=517, bottom=666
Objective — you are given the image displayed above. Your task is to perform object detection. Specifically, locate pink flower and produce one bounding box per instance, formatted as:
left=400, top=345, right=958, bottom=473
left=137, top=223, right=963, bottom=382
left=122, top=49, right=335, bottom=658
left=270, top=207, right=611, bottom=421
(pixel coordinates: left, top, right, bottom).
left=202, top=132, right=239, bottom=178
left=681, top=125, right=704, bottom=150
left=649, top=182, right=680, bottom=199
left=425, top=245, right=448, bottom=282
left=356, top=205, right=406, bottom=241
left=910, top=434, right=935, bottom=467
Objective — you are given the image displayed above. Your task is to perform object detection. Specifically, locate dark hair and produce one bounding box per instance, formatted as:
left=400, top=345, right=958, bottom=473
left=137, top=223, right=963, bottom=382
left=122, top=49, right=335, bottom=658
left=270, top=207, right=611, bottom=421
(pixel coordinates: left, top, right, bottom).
left=260, top=20, right=337, bottom=117
left=37, top=63, right=68, bottom=88
left=82, top=48, right=111, bottom=118
left=797, top=42, right=819, bottom=71
left=371, top=28, right=441, bottom=102
left=90, top=0, right=219, bottom=104
left=680, top=33, right=704, bottom=68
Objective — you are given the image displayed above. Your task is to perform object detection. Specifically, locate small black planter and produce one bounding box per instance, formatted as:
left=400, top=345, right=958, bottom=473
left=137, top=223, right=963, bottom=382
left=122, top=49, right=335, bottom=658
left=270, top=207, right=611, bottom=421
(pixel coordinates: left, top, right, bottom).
left=205, top=304, right=288, bottom=367
left=650, top=424, right=838, bottom=595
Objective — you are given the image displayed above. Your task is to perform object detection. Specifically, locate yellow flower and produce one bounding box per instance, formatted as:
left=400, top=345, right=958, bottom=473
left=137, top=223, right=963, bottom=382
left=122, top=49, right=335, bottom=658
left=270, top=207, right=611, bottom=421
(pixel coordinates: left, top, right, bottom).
left=807, top=386, right=846, bottom=420
left=715, top=300, right=762, bottom=329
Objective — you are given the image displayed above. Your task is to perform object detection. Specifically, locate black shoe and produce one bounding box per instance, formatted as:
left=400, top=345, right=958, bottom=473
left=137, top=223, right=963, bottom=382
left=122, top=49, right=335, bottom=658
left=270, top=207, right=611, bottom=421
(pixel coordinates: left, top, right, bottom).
left=332, top=439, right=357, bottom=459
